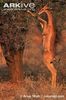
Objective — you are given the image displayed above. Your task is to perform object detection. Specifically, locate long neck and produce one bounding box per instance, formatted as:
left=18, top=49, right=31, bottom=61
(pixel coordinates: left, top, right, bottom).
left=45, top=10, right=54, bottom=27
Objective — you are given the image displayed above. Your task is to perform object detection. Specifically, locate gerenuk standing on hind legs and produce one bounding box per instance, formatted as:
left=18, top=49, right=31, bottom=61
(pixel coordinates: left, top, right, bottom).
left=38, top=5, right=57, bottom=88
left=27, top=5, right=57, bottom=88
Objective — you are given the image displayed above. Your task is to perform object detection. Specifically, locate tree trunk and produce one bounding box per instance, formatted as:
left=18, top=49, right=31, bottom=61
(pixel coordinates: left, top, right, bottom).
left=0, top=45, right=6, bottom=65
left=9, top=51, right=23, bottom=83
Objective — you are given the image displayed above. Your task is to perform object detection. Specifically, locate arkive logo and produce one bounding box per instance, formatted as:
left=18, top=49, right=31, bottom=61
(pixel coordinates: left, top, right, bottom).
left=3, top=2, right=36, bottom=11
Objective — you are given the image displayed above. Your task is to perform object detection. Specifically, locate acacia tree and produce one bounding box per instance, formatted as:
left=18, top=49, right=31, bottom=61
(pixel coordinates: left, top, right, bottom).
left=0, top=0, right=53, bottom=83
left=0, top=10, right=28, bottom=82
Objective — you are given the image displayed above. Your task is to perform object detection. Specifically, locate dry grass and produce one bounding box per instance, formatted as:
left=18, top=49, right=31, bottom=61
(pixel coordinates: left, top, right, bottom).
left=0, top=77, right=66, bottom=100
